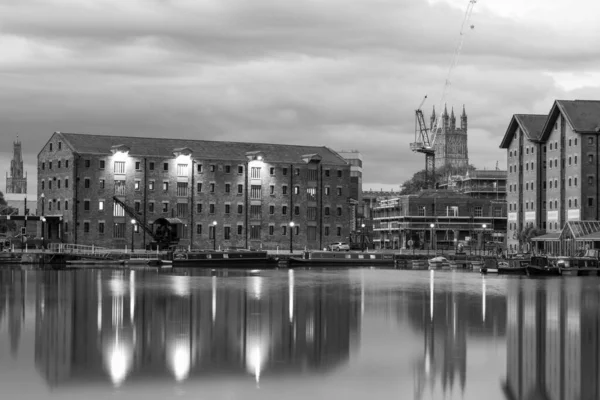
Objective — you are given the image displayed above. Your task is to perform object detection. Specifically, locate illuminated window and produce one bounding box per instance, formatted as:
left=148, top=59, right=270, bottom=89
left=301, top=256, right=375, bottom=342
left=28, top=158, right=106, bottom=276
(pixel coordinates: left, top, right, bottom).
left=112, top=202, right=125, bottom=217
left=251, top=167, right=261, bottom=179
left=251, top=185, right=261, bottom=199
left=99, top=200, right=104, bottom=211
left=114, top=161, right=125, bottom=174
left=177, top=164, right=188, bottom=176
left=135, top=180, right=140, bottom=191
left=163, top=181, right=169, bottom=191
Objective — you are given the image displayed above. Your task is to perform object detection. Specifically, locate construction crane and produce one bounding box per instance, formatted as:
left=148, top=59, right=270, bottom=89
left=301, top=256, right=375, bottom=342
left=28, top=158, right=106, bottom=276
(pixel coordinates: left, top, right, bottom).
left=409, top=0, right=478, bottom=189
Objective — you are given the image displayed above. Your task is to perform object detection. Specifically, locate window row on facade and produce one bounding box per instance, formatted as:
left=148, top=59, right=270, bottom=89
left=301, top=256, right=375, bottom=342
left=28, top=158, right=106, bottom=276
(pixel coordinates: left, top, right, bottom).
left=39, top=178, right=345, bottom=198
left=40, top=159, right=347, bottom=179
left=79, top=220, right=345, bottom=239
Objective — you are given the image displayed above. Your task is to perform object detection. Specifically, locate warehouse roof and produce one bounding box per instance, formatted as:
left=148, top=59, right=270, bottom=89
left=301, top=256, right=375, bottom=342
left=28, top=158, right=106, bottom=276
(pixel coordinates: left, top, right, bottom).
left=43, top=132, right=349, bottom=165
left=499, top=114, right=547, bottom=148
left=540, top=100, right=600, bottom=141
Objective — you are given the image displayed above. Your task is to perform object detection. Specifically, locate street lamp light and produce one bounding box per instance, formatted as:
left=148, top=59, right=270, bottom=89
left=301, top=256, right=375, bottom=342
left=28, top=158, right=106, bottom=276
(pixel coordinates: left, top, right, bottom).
left=212, top=221, right=218, bottom=251
left=361, top=223, right=366, bottom=252
left=289, top=221, right=295, bottom=254
left=131, top=219, right=136, bottom=253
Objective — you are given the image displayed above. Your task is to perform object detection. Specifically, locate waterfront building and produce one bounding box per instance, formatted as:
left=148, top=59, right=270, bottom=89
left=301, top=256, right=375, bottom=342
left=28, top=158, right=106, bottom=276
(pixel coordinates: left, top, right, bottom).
left=371, top=190, right=506, bottom=250
left=500, top=100, right=600, bottom=253
left=438, top=169, right=507, bottom=200
left=37, top=132, right=353, bottom=250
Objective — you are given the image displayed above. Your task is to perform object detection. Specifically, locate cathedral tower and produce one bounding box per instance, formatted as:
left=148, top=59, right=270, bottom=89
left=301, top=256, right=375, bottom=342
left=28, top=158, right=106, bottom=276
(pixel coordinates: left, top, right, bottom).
left=6, top=138, right=27, bottom=194
left=432, top=105, right=469, bottom=171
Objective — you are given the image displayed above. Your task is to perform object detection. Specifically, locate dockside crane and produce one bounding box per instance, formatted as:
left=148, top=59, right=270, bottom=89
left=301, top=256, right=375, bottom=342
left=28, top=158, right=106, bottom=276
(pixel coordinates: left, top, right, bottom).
left=409, top=0, right=478, bottom=189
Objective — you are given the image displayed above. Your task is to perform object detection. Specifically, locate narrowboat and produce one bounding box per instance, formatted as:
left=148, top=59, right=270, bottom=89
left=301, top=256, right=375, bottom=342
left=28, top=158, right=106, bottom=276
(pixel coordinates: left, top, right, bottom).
left=525, top=256, right=561, bottom=277
left=171, top=250, right=277, bottom=267
left=497, top=259, right=529, bottom=275
left=289, top=251, right=395, bottom=266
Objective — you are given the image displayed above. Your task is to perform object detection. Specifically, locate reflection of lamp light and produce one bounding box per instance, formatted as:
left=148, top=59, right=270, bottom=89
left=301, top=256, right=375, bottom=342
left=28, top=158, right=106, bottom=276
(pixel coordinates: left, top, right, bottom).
left=288, top=270, right=294, bottom=323
left=482, top=277, right=486, bottom=322
left=169, top=341, right=191, bottom=382
left=104, top=339, right=133, bottom=387
left=249, top=276, right=263, bottom=300
left=212, top=275, right=217, bottom=323
left=212, top=220, right=218, bottom=251
left=429, top=270, right=434, bottom=321
left=171, top=276, right=191, bottom=297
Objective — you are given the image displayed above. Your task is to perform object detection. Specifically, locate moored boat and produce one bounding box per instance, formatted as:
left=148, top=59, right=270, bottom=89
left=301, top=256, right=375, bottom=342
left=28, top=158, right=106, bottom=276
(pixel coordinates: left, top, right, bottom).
left=526, top=256, right=560, bottom=277
left=557, top=255, right=600, bottom=276
left=428, top=256, right=450, bottom=270
left=497, top=259, right=529, bottom=275
left=289, top=251, right=395, bottom=266
left=172, top=250, right=277, bottom=267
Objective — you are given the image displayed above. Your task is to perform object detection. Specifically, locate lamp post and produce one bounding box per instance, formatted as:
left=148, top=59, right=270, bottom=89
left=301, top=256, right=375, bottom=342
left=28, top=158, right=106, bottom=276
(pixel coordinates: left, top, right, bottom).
left=430, top=223, right=435, bottom=252
left=41, top=193, right=45, bottom=250
left=131, top=219, right=136, bottom=253
left=361, top=223, right=366, bottom=252
left=212, top=220, right=217, bottom=251
left=289, top=221, right=295, bottom=254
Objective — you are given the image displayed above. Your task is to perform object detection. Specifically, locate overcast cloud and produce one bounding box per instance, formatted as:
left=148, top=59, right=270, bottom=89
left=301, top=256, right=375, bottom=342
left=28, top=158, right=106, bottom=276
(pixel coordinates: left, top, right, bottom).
left=1, top=0, right=599, bottom=195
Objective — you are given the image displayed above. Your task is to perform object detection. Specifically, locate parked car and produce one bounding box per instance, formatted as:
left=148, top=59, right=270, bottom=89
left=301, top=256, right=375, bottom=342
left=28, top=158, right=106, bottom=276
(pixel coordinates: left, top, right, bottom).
left=328, top=242, right=350, bottom=251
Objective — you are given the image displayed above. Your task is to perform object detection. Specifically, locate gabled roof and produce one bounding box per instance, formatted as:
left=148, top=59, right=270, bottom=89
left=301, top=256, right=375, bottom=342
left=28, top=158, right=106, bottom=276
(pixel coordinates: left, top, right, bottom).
left=499, top=114, right=547, bottom=148
left=540, top=100, right=600, bottom=141
left=55, top=133, right=349, bottom=165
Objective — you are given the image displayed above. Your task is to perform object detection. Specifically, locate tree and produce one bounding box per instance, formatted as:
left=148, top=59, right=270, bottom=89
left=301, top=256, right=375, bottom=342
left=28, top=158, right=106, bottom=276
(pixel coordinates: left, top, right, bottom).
left=0, top=191, right=16, bottom=234
left=518, top=225, right=545, bottom=252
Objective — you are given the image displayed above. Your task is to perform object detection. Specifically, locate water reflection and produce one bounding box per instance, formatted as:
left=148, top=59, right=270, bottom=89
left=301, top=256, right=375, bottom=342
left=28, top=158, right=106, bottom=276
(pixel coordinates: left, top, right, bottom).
left=31, top=269, right=361, bottom=388
left=504, top=278, right=600, bottom=400
left=411, top=272, right=506, bottom=399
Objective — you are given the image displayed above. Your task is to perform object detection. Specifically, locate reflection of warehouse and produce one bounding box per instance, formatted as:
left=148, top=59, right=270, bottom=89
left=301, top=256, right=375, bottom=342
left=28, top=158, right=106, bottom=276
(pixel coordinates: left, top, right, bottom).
left=34, top=270, right=361, bottom=387
left=503, top=279, right=600, bottom=400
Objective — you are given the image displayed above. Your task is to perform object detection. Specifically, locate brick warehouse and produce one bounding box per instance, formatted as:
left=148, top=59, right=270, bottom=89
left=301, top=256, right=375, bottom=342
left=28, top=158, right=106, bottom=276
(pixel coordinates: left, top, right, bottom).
left=37, top=132, right=354, bottom=250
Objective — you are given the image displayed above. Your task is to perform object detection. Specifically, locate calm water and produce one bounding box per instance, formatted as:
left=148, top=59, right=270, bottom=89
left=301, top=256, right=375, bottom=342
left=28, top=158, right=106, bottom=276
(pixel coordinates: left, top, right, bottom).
left=0, top=267, right=595, bottom=399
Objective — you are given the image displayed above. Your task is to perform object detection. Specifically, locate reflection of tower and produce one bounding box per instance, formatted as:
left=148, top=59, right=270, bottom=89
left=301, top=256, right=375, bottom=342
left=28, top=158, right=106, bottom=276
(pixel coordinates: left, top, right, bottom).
left=6, top=139, right=27, bottom=194
left=8, top=270, right=25, bottom=358
left=413, top=271, right=467, bottom=399
left=35, top=272, right=73, bottom=386
left=504, top=279, right=600, bottom=400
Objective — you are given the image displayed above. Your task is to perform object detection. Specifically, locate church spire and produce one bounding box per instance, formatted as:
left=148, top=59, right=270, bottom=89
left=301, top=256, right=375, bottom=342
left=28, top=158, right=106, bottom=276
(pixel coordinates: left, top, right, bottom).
left=460, top=104, right=467, bottom=131
left=430, top=106, right=436, bottom=130
left=443, top=103, right=450, bottom=131
left=450, top=107, right=456, bottom=130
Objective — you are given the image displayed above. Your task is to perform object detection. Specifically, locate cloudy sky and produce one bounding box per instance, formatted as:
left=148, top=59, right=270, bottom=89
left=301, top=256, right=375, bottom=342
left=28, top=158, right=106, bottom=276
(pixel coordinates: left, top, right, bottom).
left=1, top=0, right=599, bottom=195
